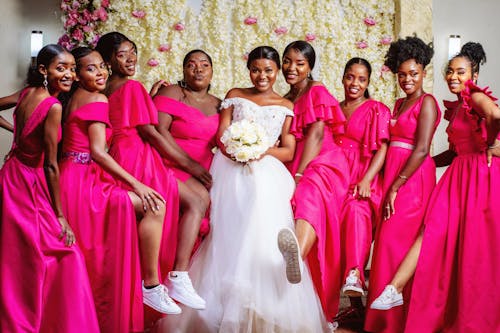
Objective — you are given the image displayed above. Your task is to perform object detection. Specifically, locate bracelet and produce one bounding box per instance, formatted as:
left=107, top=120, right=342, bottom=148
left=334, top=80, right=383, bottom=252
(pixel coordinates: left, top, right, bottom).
left=489, top=141, right=500, bottom=149
left=295, top=172, right=303, bottom=178
left=398, top=174, right=408, bottom=181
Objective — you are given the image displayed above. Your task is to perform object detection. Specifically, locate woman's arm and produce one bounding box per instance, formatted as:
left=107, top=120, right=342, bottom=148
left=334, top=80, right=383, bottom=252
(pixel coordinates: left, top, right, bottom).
left=384, top=95, right=438, bottom=219
left=43, top=103, right=75, bottom=246
left=264, top=116, right=296, bottom=163
left=470, top=91, right=500, bottom=144
left=355, top=142, right=388, bottom=198
left=432, top=149, right=456, bottom=167
left=0, top=90, right=21, bottom=132
left=137, top=124, right=212, bottom=188
left=88, top=122, right=164, bottom=211
left=294, top=120, right=324, bottom=181
left=0, top=116, right=13, bottom=132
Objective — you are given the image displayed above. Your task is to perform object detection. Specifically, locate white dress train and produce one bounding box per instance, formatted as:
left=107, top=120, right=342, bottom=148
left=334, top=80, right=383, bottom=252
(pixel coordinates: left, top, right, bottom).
left=155, top=97, right=327, bottom=333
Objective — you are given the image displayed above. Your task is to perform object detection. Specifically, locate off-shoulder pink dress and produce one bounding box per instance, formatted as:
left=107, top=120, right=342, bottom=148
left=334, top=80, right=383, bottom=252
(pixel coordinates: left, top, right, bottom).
left=365, top=94, right=441, bottom=333
left=337, top=100, right=390, bottom=286
left=108, top=80, right=179, bottom=278
left=0, top=91, right=99, bottom=332
left=287, top=85, right=350, bottom=320
left=405, top=81, right=500, bottom=333
left=59, top=102, right=143, bottom=333
left=153, top=95, right=219, bottom=244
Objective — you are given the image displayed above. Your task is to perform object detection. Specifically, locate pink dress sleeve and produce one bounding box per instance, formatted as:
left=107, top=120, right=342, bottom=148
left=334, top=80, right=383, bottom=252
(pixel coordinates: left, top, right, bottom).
left=290, top=85, right=345, bottom=139
left=153, top=95, right=186, bottom=117
left=360, top=100, right=391, bottom=159
left=109, top=80, right=158, bottom=128
left=71, top=102, right=111, bottom=127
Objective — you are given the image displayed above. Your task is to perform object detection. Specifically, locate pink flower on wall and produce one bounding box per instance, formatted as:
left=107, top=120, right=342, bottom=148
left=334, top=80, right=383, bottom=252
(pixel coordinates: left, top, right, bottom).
left=364, top=17, right=376, bottom=26
left=174, top=22, right=185, bottom=31
left=132, top=10, right=146, bottom=19
left=356, top=41, right=368, bottom=49
left=242, top=52, right=249, bottom=60
left=380, top=36, right=392, bottom=45
left=101, top=0, right=109, bottom=8
left=244, top=16, right=258, bottom=25
left=305, top=33, right=316, bottom=42
left=274, top=26, right=288, bottom=35
left=158, top=44, right=171, bottom=52
left=93, top=7, right=108, bottom=21
left=147, top=58, right=159, bottom=67
left=380, top=65, right=391, bottom=77
left=72, top=28, right=84, bottom=42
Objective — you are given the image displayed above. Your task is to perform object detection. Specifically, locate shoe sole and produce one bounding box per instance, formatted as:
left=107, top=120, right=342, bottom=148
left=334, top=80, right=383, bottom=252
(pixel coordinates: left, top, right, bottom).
left=143, top=298, right=182, bottom=315
left=342, top=285, right=365, bottom=297
left=278, top=228, right=302, bottom=284
left=168, top=289, right=206, bottom=310
left=370, top=299, right=404, bottom=310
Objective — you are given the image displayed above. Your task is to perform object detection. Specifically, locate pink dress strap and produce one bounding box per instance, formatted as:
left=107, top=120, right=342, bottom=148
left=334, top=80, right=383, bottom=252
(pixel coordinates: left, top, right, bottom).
left=66, top=102, right=111, bottom=127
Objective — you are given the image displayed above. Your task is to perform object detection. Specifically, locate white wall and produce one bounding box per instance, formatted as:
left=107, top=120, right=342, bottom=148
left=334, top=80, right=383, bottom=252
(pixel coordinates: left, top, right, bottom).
left=432, top=0, right=500, bottom=177
left=0, top=0, right=61, bottom=161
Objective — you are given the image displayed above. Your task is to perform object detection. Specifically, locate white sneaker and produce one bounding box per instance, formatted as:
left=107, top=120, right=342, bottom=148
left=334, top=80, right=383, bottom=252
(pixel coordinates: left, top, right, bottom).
left=342, top=269, right=364, bottom=296
left=327, top=321, right=338, bottom=332
left=142, top=282, right=182, bottom=314
left=370, top=285, right=403, bottom=310
left=166, top=271, right=206, bottom=309
left=278, top=227, right=303, bottom=284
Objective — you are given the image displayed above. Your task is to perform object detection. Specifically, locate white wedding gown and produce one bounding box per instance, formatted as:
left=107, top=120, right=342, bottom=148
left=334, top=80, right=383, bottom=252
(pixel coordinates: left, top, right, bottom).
left=155, top=97, right=327, bottom=333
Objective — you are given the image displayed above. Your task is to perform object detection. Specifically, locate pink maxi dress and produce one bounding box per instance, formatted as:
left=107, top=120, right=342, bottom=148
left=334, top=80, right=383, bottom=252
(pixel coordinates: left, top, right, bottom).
left=0, top=91, right=99, bottom=333
left=153, top=95, right=219, bottom=245
left=107, top=80, right=179, bottom=278
left=405, top=81, right=500, bottom=333
left=364, top=94, right=441, bottom=333
left=287, top=85, right=350, bottom=320
left=59, top=102, right=144, bottom=332
left=337, top=100, right=390, bottom=286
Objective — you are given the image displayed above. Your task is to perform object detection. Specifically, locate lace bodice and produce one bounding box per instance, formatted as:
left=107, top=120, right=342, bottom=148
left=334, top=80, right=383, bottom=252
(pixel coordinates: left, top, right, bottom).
left=221, top=97, right=293, bottom=144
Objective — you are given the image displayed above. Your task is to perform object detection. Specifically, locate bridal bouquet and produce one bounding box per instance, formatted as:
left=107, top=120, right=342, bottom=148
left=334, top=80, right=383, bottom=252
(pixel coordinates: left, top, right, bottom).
left=220, top=119, right=270, bottom=163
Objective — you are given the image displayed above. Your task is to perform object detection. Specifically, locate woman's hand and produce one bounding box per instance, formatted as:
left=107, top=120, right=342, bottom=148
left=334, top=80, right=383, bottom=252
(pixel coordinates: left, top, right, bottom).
left=132, top=182, right=165, bottom=213
left=487, top=140, right=500, bottom=167
left=354, top=178, right=371, bottom=198
left=57, top=217, right=76, bottom=247
left=189, top=164, right=213, bottom=189
left=150, top=80, right=170, bottom=97
left=383, top=187, right=398, bottom=220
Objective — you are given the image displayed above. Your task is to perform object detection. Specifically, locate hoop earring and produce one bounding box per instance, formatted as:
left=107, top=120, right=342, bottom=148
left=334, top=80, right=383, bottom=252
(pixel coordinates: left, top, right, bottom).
left=307, top=72, right=313, bottom=80
left=179, top=80, right=187, bottom=89
left=43, top=75, right=48, bottom=89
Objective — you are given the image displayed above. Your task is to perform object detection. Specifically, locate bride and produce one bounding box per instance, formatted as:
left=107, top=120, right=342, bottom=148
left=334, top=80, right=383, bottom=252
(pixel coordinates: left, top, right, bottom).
left=155, top=46, right=327, bottom=332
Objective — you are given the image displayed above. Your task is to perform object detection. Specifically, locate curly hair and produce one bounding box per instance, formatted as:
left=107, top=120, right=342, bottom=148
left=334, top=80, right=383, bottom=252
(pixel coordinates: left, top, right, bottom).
left=453, top=42, right=487, bottom=75
left=384, top=36, right=434, bottom=73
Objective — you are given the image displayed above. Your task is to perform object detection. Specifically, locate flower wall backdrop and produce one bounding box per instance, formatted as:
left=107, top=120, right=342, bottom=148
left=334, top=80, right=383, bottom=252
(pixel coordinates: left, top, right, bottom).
left=60, top=0, right=396, bottom=105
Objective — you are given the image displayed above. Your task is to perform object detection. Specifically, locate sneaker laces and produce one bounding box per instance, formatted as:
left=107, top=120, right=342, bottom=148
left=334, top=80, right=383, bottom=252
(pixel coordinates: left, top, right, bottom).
left=345, top=270, right=358, bottom=285
left=178, top=275, right=196, bottom=293
left=380, top=285, right=397, bottom=302
left=157, top=285, right=176, bottom=306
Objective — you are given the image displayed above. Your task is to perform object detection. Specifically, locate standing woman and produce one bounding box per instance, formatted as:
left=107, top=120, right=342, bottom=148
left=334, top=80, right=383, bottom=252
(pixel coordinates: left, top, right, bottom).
left=277, top=40, right=349, bottom=324
left=95, top=32, right=207, bottom=310
left=60, top=47, right=181, bottom=333
left=153, top=49, right=221, bottom=249
left=335, top=58, right=390, bottom=323
left=0, top=44, right=99, bottom=332
left=364, top=36, right=440, bottom=333
left=403, top=42, right=500, bottom=332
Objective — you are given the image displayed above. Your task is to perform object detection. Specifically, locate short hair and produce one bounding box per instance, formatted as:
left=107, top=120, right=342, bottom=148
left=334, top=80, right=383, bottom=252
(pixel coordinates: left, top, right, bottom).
left=95, top=32, right=136, bottom=62
left=343, top=57, right=372, bottom=98
left=384, top=36, right=434, bottom=73
left=246, top=46, right=281, bottom=69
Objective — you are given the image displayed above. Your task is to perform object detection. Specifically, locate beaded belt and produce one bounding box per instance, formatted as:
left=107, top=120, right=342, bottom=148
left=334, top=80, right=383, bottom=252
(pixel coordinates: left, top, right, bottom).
left=390, top=141, right=415, bottom=150
left=62, top=152, right=93, bottom=164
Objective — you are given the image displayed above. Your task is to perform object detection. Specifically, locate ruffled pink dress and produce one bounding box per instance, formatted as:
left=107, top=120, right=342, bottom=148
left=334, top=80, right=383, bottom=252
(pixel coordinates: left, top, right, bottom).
left=287, top=85, right=350, bottom=320
left=337, top=100, right=390, bottom=286
left=405, top=81, right=500, bottom=333
left=365, top=94, right=441, bottom=333
left=108, top=80, right=179, bottom=278
left=153, top=95, right=219, bottom=245
left=59, top=102, right=143, bottom=333
left=0, top=91, right=99, bottom=333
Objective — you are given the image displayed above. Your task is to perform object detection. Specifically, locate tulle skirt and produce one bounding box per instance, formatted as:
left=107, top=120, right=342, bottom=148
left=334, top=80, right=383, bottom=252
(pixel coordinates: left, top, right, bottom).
left=155, top=151, right=327, bottom=333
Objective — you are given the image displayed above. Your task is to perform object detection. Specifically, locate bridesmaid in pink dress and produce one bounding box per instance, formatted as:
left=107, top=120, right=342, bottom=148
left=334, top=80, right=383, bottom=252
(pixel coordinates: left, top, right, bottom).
left=334, top=58, right=390, bottom=326
left=0, top=44, right=99, bottom=332
left=153, top=50, right=220, bottom=250
left=364, top=36, right=440, bottom=333
left=60, top=47, right=182, bottom=332
left=277, top=40, right=349, bottom=326
left=403, top=42, right=500, bottom=333
left=95, top=32, right=207, bottom=313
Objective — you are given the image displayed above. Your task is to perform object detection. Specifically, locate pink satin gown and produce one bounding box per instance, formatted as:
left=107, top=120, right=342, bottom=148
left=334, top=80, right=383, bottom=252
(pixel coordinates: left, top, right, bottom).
left=337, top=100, right=390, bottom=287
left=0, top=90, right=99, bottom=333
left=365, top=94, right=441, bottom=333
left=405, top=81, right=500, bottom=333
left=59, top=101, right=144, bottom=332
left=287, top=84, right=350, bottom=320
